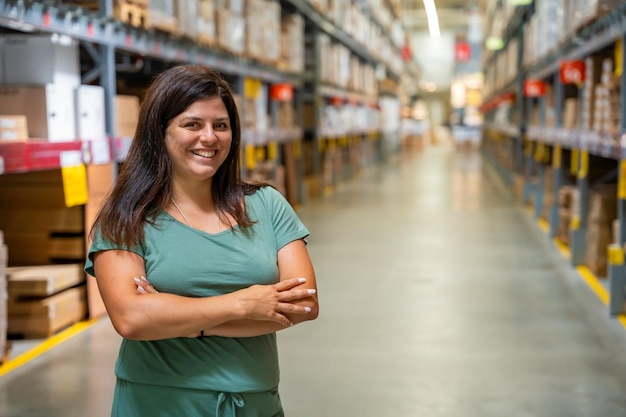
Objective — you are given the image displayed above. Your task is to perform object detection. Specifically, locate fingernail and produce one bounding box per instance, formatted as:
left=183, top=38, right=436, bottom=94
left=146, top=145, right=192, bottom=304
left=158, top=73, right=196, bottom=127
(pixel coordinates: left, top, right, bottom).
left=304, top=307, right=312, bottom=312
left=307, top=289, right=317, bottom=295
left=298, top=278, right=306, bottom=283
left=141, top=276, right=148, bottom=282
left=134, top=277, right=142, bottom=284
left=137, top=286, right=146, bottom=293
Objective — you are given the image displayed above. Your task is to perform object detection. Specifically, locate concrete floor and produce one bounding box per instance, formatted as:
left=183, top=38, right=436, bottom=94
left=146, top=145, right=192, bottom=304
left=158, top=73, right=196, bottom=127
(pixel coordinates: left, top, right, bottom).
left=1, top=144, right=626, bottom=417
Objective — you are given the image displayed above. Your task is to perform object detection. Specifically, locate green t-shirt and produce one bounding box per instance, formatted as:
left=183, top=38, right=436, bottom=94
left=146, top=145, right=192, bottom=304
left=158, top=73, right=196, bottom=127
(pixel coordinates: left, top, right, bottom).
left=85, top=186, right=309, bottom=392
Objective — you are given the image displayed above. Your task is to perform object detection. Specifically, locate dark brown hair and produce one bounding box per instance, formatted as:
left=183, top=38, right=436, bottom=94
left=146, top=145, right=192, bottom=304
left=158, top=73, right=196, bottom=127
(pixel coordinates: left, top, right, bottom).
left=91, top=64, right=260, bottom=247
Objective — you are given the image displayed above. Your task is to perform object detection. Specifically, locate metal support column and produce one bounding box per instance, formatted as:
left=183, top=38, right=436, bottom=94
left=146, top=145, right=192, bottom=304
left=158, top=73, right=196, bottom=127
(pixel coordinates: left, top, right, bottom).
left=608, top=35, right=626, bottom=315
left=514, top=23, right=525, bottom=175
left=571, top=148, right=589, bottom=265
left=534, top=96, right=546, bottom=218
left=522, top=96, right=535, bottom=205
left=549, top=74, right=564, bottom=238
left=100, top=0, right=115, bottom=139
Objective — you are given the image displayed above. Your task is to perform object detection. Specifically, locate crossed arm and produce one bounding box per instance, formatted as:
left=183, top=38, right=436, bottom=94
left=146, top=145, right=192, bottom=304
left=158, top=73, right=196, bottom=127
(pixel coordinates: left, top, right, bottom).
left=93, top=239, right=318, bottom=340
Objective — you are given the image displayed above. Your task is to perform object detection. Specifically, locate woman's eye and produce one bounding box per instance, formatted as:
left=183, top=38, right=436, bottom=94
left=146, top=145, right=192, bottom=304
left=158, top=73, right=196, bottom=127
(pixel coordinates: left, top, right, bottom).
left=184, top=122, right=199, bottom=128
left=215, top=123, right=229, bottom=130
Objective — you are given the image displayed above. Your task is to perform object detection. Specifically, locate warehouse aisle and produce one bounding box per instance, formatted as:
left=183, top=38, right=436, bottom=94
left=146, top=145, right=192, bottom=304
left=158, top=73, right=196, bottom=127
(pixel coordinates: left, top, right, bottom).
left=2, top=143, right=626, bottom=417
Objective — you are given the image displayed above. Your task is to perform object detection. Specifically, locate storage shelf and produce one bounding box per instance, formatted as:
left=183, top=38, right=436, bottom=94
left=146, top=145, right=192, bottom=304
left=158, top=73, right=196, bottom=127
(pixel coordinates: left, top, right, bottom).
left=283, top=0, right=400, bottom=80
left=526, top=3, right=626, bottom=80
left=318, top=84, right=377, bottom=104
left=525, top=126, right=626, bottom=160
left=0, top=0, right=304, bottom=85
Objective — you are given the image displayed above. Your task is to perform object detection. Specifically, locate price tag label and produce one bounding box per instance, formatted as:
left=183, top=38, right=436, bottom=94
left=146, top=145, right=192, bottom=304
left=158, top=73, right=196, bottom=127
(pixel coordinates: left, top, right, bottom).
left=60, top=151, right=88, bottom=207
left=244, top=78, right=262, bottom=100
left=618, top=159, right=626, bottom=200
left=552, top=145, right=562, bottom=169
left=245, top=145, right=256, bottom=170
left=267, top=142, right=277, bottom=161
left=578, top=150, right=589, bottom=179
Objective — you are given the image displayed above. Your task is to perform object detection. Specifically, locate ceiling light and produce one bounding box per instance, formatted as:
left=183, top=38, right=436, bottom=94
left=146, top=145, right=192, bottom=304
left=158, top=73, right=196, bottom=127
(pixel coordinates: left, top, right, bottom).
left=423, top=0, right=440, bottom=39
left=508, top=0, right=532, bottom=4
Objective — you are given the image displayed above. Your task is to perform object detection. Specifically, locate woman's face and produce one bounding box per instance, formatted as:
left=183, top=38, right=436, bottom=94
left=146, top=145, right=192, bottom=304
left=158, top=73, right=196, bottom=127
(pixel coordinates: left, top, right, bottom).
left=165, top=96, right=232, bottom=184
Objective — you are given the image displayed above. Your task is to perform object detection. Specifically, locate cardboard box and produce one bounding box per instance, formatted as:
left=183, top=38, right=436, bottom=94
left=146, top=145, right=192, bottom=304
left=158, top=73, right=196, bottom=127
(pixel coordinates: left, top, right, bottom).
left=75, top=85, right=106, bottom=141
left=0, top=85, right=76, bottom=141
left=2, top=34, right=81, bottom=87
left=0, top=115, right=28, bottom=142
left=85, top=163, right=115, bottom=318
left=7, top=286, right=87, bottom=338
left=7, top=264, right=85, bottom=297
left=114, top=95, right=140, bottom=138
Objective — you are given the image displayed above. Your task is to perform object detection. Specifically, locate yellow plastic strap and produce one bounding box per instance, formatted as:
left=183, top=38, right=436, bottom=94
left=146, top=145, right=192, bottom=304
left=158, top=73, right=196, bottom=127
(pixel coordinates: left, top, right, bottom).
left=578, top=150, right=589, bottom=179
left=571, top=216, right=581, bottom=231
left=534, top=142, right=544, bottom=162
left=608, top=243, right=624, bottom=266
left=618, top=159, right=626, bottom=199
left=571, top=149, right=579, bottom=176
left=267, top=141, right=277, bottom=161
left=245, top=145, right=256, bottom=170
left=552, top=145, right=562, bottom=168
left=255, top=146, right=266, bottom=162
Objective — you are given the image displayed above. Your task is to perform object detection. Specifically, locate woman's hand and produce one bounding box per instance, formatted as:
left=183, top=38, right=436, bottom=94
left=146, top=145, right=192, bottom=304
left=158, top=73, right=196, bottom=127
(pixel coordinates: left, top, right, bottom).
left=234, top=277, right=316, bottom=327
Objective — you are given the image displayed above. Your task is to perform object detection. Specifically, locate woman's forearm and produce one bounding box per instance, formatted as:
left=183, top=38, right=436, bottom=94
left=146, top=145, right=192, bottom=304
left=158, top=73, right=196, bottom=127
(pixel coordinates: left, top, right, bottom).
left=202, top=319, right=288, bottom=338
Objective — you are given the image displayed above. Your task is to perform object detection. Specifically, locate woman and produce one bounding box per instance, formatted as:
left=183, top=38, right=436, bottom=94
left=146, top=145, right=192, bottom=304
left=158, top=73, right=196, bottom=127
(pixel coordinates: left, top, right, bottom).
left=85, top=64, right=319, bottom=417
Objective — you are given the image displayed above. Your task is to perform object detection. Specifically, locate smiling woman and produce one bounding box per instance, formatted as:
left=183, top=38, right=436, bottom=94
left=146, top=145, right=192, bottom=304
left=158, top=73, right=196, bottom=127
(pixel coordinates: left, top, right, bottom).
left=84, top=64, right=319, bottom=417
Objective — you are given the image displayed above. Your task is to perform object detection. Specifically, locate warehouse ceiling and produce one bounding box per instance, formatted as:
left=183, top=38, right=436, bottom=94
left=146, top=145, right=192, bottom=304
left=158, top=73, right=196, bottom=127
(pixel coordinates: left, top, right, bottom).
left=399, top=0, right=481, bottom=93
left=400, top=0, right=477, bottom=32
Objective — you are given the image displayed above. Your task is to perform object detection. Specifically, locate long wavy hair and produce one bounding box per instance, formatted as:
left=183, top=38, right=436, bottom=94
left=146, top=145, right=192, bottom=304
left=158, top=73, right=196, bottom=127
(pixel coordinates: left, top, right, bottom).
left=91, top=64, right=260, bottom=247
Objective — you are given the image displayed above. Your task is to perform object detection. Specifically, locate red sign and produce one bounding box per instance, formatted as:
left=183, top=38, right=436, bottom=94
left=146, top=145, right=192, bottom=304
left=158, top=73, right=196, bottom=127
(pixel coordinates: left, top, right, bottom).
left=401, top=45, right=412, bottom=62
left=523, top=79, right=546, bottom=97
left=560, top=60, right=585, bottom=85
left=269, top=84, right=294, bottom=101
left=455, top=42, right=471, bottom=61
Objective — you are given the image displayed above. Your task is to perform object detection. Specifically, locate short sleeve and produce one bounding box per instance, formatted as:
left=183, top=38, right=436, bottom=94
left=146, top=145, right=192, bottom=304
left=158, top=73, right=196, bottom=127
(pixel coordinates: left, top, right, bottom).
left=260, top=187, right=310, bottom=251
left=84, top=228, right=145, bottom=277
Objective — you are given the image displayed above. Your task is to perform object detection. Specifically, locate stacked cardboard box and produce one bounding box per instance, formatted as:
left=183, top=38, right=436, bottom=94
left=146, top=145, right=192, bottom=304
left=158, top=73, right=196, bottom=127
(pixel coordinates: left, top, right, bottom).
left=581, top=55, right=604, bottom=131
left=592, top=58, right=621, bottom=135
left=279, top=14, right=304, bottom=73
left=557, top=185, right=577, bottom=244
left=0, top=231, right=7, bottom=363
left=216, top=1, right=245, bottom=55
left=7, top=264, right=87, bottom=338
left=0, top=170, right=85, bottom=266
left=197, top=0, right=217, bottom=47
left=114, top=94, right=141, bottom=139
left=0, top=115, right=28, bottom=142
left=148, top=0, right=177, bottom=34
left=245, top=0, right=280, bottom=64
left=585, top=185, right=617, bottom=277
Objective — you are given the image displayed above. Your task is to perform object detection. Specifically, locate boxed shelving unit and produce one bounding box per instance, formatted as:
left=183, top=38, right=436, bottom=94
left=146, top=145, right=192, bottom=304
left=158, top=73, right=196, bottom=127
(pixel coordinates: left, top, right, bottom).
left=481, top=0, right=626, bottom=315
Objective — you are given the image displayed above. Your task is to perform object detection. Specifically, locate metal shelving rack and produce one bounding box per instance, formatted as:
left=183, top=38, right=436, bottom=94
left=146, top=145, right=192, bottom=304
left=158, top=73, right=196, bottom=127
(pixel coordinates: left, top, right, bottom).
left=0, top=0, right=406, bottom=178
left=482, top=2, right=626, bottom=316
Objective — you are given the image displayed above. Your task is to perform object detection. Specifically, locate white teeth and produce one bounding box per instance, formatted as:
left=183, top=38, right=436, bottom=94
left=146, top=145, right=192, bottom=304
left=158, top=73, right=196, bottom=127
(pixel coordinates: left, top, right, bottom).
left=192, top=150, right=217, bottom=158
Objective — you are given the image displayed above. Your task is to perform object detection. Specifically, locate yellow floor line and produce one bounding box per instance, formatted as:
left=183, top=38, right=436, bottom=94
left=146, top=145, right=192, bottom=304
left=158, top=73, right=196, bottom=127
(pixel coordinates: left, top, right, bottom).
left=0, top=318, right=99, bottom=378
left=576, top=266, right=610, bottom=305
left=535, top=219, right=626, bottom=331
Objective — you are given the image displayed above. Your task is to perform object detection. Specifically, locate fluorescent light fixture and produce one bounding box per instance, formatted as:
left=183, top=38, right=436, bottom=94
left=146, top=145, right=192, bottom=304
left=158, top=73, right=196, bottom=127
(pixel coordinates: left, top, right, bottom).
left=508, top=0, right=532, bottom=4
left=423, top=0, right=440, bottom=39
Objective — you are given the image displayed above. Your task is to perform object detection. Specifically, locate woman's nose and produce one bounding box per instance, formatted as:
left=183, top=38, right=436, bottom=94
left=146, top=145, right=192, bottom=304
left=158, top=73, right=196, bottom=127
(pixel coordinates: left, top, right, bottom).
left=199, top=126, right=217, bottom=143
